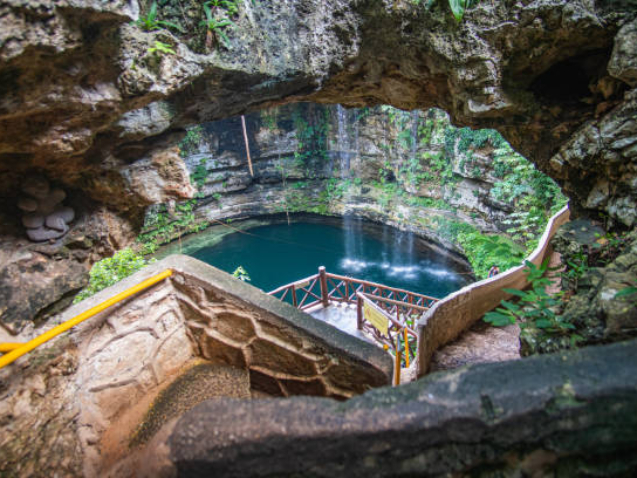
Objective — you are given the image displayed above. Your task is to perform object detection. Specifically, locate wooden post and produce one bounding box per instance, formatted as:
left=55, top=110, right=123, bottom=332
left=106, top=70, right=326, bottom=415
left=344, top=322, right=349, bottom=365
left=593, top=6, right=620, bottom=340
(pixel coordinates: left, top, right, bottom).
left=292, top=285, right=298, bottom=308
left=404, top=327, right=410, bottom=368
left=319, top=266, right=329, bottom=307
left=241, top=115, right=254, bottom=177
left=395, top=334, right=401, bottom=386
left=356, top=295, right=363, bottom=330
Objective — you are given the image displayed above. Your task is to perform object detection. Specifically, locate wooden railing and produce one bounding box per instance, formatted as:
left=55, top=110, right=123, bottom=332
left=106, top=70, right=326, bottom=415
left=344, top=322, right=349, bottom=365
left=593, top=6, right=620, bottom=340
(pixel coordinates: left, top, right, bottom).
left=269, top=266, right=440, bottom=384
left=268, top=266, right=439, bottom=312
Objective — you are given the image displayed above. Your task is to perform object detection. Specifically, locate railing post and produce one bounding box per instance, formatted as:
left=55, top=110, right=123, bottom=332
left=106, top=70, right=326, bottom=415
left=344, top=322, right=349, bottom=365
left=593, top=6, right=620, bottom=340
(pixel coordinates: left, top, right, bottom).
left=292, top=285, right=298, bottom=308
left=319, top=266, right=329, bottom=307
left=394, top=334, right=401, bottom=386
left=356, top=294, right=363, bottom=330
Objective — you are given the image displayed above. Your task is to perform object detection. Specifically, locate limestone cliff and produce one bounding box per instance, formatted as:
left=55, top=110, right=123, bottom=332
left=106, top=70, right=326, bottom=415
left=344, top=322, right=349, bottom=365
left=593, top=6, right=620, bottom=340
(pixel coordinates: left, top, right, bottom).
left=142, top=104, right=561, bottom=260
left=1, top=0, right=636, bottom=331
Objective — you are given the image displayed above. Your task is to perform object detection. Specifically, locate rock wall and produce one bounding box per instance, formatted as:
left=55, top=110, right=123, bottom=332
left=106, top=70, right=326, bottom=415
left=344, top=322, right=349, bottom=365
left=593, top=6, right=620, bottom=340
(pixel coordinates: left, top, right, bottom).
left=1, top=0, right=636, bottom=331
left=0, top=255, right=392, bottom=476
left=143, top=104, right=548, bottom=257
left=159, top=339, right=637, bottom=477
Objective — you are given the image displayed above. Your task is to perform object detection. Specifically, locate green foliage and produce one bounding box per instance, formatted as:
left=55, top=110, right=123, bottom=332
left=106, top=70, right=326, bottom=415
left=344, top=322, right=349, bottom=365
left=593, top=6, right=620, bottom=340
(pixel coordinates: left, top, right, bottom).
left=191, top=160, right=208, bottom=188
left=148, top=40, right=176, bottom=56
left=232, top=266, right=251, bottom=282
left=261, top=109, right=278, bottom=131
left=136, top=2, right=185, bottom=33
left=406, top=196, right=452, bottom=211
left=201, top=0, right=238, bottom=49
left=73, top=249, right=155, bottom=303
left=178, top=125, right=204, bottom=157
left=483, top=260, right=581, bottom=348
left=563, top=251, right=589, bottom=289
left=137, top=199, right=208, bottom=250
left=430, top=217, right=525, bottom=279
left=490, top=152, right=567, bottom=243
left=458, top=232, right=525, bottom=279
left=293, top=107, right=329, bottom=167
left=413, top=0, right=480, bottom=22
left=615, top=286, right=637, bottom=299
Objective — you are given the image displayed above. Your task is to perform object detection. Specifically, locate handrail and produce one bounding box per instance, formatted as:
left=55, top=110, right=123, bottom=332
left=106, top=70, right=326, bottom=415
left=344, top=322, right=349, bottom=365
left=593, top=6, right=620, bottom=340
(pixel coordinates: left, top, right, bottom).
left=416, top=205, right=571, bottom=376
left=324, top=272, right=439, bottom=303
left=0, top=269, right=173, bottom=370
left=357, top=292, right=412, bottom=386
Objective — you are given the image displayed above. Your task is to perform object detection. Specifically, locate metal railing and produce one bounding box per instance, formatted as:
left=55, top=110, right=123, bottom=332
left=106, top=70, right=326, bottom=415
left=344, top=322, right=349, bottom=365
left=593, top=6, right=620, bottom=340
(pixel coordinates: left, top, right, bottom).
left=0, top=269, right=173, bottom=370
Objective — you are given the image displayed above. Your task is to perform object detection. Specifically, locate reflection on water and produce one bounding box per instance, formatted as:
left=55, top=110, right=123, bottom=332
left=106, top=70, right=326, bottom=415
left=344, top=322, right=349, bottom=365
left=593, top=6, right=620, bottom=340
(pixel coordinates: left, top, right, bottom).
left=190, top=219, right=470, bottom=298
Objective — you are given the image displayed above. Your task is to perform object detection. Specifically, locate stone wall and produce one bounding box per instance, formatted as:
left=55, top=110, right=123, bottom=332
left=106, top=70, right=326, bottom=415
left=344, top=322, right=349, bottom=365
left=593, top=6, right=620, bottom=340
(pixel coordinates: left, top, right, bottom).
left=146, top=105, right=535, bottom=251
left=157, top=339, right=637, bottom=477
left=0, top=255, right=392, bottom=476
left=416, top=206, right=571, bottom=375
left=2, top=0, right=635, bottom=330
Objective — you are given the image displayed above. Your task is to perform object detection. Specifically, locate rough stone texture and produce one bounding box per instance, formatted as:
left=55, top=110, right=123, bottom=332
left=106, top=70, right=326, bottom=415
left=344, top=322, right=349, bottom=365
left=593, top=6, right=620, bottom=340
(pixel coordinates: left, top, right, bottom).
left=147, top=105, right=519, bottom=255
left=429, top=320, right=520, bottom=372
left=551, top=89, right=637, bottom=227
left=1, top=0, right=636, bottom=330
left=166, top=339, right=637, bottom=478
left=0, top=337, right=83, bottom=477
left=0, top=254, right=392, bottom=476
left=550, top=221, right=637, bottom=349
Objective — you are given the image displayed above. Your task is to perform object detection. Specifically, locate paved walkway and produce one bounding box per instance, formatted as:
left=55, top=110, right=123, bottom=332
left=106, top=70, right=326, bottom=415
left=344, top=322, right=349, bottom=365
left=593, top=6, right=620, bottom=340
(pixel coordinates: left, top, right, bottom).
left=429, top=321, right=521, bottom=372
left=307, top=303, right=376, bottom=345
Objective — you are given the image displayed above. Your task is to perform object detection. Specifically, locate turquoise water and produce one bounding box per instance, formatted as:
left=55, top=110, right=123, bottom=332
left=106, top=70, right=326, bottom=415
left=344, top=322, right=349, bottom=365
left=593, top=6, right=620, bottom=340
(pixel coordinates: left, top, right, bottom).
left=190, top=219, right=469, bottom=299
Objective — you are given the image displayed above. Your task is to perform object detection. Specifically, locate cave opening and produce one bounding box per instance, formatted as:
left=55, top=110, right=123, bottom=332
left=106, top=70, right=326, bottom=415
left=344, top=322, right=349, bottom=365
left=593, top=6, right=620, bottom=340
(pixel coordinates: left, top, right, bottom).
left=529, top=49, right=613, bottom=104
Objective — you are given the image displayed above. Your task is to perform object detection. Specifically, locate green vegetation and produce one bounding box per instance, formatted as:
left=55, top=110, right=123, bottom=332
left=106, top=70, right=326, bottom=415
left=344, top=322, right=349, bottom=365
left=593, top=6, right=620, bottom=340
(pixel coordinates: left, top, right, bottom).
left=616, top=284, right=637, bottom=299
left=490, top=151, right=567, bottom=242
left=178, top=125, right=204, bottom=157
left=429, top=217, right=525, bottom=279
left=201, top=1, right=237, bottom=49
left=483, top=260, right=582, bottom=350
left=148, top=40, right=176, bottom=56
left=73, top=249, right=155, bottom=303
left=292, top=107, right=330, bottom=168
left=136, top=2, right=184, bottom=32
left=412, top=0, right=480, bottom=22
left=232, top=266, right=251, bottom=282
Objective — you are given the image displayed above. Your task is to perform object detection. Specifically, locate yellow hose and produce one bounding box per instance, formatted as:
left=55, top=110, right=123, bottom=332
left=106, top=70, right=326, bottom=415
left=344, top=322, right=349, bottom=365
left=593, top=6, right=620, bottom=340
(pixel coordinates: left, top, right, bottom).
left=0, top=269, right=173, bottom=370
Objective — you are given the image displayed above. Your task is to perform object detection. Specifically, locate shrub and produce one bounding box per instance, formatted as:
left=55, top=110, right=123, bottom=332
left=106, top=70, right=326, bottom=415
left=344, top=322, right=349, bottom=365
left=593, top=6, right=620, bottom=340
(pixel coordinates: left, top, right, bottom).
left=73, top=249, right=155, bottom=303
left=483, top=260, right=581, bottom=348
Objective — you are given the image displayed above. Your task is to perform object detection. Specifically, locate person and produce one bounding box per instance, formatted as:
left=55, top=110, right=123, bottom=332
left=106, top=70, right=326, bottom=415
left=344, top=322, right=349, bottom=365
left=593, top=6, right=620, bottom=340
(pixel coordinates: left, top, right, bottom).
left=488, top=265, right=500, bottom=278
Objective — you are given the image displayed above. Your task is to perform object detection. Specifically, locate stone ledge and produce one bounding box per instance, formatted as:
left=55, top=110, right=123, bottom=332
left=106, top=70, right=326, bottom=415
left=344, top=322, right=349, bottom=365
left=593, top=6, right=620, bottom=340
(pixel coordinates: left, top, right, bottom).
left=167, top=339, right=637, bottom=477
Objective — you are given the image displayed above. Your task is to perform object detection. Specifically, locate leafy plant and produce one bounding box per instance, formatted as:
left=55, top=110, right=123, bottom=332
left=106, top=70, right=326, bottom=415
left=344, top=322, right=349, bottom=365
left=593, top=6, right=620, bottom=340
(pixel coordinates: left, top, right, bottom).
left=233, top=266, right=251, bottom=282
left=201, top=0, right=237, bottom=49
left=615, top=282, right=637, bottom=299
left=148, top=40, right=176, bottom=56
left=484, top=261, right=578, bottom=341
left=413, top=0, right=479, bottom=22
left=73, top=249, right=155, bottom=303
left=563, top=251, right=589, bottom=289
left=136, top=2, right=184, bottom=32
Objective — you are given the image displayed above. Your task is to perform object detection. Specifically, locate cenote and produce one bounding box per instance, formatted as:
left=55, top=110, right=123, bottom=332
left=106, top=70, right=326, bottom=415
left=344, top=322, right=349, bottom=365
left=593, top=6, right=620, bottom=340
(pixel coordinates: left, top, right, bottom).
left=171, top=215, right=471, bottom=299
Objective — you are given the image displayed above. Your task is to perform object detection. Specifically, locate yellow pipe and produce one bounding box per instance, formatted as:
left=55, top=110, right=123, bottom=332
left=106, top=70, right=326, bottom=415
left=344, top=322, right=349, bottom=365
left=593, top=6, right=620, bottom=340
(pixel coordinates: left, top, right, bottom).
left=0, top=343, right=23, bottom=353
left=0, top=269, right=173, bottom=370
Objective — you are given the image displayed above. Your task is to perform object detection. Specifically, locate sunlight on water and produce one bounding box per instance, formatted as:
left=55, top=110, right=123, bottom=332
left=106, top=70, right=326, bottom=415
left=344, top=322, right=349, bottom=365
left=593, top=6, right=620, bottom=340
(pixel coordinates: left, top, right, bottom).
left=191, top=220, right=469, bottom=298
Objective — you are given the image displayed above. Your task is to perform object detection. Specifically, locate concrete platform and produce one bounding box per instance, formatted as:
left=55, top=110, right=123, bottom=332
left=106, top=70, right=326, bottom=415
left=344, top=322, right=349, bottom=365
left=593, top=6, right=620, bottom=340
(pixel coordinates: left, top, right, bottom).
left=307, top=303, right=376, bottom=346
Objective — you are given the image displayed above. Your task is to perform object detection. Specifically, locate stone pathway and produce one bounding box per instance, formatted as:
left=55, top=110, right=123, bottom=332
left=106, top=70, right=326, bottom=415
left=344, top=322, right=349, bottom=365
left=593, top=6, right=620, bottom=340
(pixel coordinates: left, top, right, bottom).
left=429, top=320, right=521, bottom=372
left=308, top=303, right=376, bottom=345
